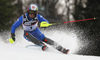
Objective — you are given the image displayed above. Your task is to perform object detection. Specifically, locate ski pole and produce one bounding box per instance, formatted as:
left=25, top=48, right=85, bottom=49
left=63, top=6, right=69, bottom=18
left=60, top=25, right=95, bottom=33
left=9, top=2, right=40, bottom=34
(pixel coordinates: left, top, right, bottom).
left=63, top=17, right=95, bottom=24
left=40, top=17, right=95, bottom=27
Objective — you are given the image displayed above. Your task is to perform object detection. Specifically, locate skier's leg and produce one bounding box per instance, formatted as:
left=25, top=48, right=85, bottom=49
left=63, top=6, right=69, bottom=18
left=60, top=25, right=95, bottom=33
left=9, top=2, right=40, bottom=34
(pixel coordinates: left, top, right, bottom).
left=43, top=37, right=69, bottom=54
left=24, top=31, right=47, bottom=51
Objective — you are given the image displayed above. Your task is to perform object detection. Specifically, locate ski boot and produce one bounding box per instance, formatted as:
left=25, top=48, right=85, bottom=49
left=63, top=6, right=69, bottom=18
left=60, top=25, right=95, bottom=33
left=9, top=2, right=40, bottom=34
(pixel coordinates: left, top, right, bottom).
left=61, top=48, right=69, bottom=54
left=42, top=44, right=48, bottom=51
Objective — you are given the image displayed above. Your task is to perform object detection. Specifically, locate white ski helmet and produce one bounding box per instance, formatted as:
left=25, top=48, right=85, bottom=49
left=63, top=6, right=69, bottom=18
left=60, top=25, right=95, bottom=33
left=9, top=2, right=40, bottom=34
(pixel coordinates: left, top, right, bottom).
left=27, top=4, right=38, bottom=14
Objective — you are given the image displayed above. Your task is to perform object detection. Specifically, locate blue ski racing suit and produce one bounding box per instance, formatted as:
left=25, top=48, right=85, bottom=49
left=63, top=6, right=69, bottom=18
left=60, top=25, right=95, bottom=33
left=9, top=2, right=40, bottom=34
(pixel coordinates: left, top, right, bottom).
left=10, top=13, right=69, bottom=54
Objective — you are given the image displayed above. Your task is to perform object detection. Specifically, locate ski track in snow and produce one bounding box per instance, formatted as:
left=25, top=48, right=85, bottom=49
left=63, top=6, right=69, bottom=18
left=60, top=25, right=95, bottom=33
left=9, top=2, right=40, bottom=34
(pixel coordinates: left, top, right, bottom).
left=0, top=28, right=100, bottom=60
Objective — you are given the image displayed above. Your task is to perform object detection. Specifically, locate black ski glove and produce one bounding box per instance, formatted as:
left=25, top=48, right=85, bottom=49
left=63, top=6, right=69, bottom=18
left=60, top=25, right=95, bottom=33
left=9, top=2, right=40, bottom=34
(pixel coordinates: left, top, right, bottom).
left=11, top=33, right=15, bottom=41
left=9, top=33, right=15, bottom=44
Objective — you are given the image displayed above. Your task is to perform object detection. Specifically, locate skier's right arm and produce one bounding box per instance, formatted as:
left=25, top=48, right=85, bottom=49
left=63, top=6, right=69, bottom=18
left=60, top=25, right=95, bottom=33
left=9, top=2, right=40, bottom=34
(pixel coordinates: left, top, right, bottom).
left=9, top=16, right=23, bottom=44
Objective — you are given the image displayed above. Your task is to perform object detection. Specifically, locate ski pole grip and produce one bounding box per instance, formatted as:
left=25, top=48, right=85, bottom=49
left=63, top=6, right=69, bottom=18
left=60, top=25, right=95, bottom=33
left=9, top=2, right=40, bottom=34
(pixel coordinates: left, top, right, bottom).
left=9, top=38, right=15, bottom=44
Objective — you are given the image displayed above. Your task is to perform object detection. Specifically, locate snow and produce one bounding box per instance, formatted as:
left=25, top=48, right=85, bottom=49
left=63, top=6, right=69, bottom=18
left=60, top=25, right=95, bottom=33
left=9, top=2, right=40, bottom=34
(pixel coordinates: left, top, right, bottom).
left=0, top=29, right=100, bottom=60
left=0, top=42, right=100, bottom=60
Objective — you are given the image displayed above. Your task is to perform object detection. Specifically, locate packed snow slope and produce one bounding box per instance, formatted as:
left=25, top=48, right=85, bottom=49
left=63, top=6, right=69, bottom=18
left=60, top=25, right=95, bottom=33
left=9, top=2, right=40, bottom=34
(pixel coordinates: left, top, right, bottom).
left=0, top=42, right=100, bottom=60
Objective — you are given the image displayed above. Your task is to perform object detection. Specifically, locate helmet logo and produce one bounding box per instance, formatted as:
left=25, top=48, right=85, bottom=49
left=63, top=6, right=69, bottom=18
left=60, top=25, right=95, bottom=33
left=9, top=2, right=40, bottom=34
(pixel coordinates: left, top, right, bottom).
left=28, top=4, right=38, bottom=12
left=32, top=6, right=35, bottom=9
left=31, top=5, right=37, bottom=10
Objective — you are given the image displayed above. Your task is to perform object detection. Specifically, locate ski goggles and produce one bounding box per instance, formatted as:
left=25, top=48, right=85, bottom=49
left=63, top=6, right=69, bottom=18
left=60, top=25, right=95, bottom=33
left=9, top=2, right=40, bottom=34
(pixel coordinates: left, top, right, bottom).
left=29, top=10, right=37, bottom=15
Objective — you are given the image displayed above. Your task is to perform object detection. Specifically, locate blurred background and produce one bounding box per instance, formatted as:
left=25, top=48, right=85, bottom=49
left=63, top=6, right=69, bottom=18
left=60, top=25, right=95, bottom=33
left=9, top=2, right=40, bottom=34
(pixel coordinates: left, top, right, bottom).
left=0, top=0, right=100, bottom=56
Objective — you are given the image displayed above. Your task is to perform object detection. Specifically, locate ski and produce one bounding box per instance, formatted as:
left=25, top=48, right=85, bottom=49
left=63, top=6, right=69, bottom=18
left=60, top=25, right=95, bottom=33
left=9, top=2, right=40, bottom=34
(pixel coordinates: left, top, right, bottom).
left=26, top=44, right=48, bottom=51
left=26, top=45, right=42, bottom=48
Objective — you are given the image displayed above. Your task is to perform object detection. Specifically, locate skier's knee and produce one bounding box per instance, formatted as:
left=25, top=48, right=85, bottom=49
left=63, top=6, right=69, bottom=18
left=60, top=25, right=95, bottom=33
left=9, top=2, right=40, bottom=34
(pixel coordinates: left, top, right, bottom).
left=43, top=37, right=54, bottom=45
left=43, top=38, right=48, bottom=42
left=24, top=31, right=29, bottom=36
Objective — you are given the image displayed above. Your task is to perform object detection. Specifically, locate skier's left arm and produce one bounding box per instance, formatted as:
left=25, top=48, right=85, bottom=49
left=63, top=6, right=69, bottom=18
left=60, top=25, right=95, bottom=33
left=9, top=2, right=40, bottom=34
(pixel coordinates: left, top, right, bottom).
left=37, top=14, right=50, bottom=27
left=37, top=14, right=49, bottom=23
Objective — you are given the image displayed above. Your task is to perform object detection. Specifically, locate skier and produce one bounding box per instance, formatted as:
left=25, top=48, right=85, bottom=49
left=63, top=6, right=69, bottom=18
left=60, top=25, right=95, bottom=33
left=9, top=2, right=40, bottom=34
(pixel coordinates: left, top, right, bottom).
left=9, top=4, right=69, bottom=54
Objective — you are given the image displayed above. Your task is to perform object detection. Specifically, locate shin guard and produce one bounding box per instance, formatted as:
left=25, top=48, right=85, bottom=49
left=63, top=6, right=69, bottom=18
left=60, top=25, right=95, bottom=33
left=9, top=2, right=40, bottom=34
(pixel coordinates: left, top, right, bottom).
left=24, top=31, right=44, bottom=46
